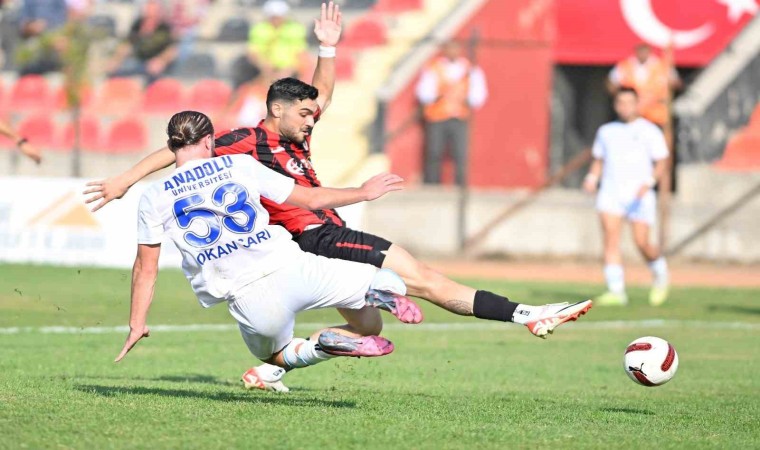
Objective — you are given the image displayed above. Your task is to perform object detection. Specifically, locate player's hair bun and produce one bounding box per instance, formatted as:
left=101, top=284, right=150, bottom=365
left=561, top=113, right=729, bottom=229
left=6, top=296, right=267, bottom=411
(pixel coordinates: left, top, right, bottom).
left=166, top=111, right=215, bottom=152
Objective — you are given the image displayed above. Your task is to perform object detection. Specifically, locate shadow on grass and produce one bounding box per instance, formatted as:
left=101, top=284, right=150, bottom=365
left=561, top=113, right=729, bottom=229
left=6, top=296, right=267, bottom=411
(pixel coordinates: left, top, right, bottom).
left=600, top=407, right=655, bottom=416
left=706, top=304, right=760, bottom=315
left=74, top=384, right=356, bottom=408
left=68, top=373, right=238, bottom=387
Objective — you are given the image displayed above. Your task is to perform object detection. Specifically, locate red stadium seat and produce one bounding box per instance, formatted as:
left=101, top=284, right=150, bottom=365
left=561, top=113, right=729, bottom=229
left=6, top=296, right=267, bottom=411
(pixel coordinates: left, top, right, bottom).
left=88, top=78, right=142, bottom=116
left=102, top=118, right=147, bottom=154
left=143, top=78, right=186, bottom=114
left=342, top=16, right=387, bottom=48
left=187, top=80, right=232, bottom=115
left=17, top=114, right=57, bottom=149
left=336, top=53, right=355, bottom=80
left=59, top=116, right=101, bottom=151
left=715, top=131, right=760, bottom=171
left=372, top=0, right=422, bottom=13
left=9, top=75, right=52, bottom=112
left=53, top=85, right=94, bottom=111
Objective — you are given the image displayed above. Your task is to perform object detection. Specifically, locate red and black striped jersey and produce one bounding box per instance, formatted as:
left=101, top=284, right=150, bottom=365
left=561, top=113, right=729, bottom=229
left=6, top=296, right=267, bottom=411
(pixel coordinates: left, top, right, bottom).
left=213, top=112, right=344, bottom=235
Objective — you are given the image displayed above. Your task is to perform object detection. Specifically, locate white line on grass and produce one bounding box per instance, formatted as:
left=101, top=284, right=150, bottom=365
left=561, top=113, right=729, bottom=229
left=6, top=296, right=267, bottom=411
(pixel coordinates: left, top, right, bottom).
left=0, top=320, right=758, bottom=335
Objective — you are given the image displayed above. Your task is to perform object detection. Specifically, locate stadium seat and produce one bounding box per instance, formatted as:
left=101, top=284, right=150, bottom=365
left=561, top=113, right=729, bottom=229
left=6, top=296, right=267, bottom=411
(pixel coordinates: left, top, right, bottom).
left=173, top=53, right=217, bottom=79
left=87, top=14, right=117, bottom=37
left=336, top=53, right=355, bottom=80
left=88, top=77, right=142, bottom=116
left=187, top=79, right=232, bottom=115
left=9, top=75, right=52, bottom=112
left=59, top=115, right=101, bottom=151
left=217, top=18, right=250, bottom=42
left=371, top=0, right=421, bottom=12
left=52, top=85, right=93, bottom=111
left=17, top=114, right=56, bottom=149
left=143, top=78, right=186, bottom=114
left=102, top=118, right=148, bottom=154
left=715, top=131, right=760, bottom=171
left=342, top=15, right=387, bottom=48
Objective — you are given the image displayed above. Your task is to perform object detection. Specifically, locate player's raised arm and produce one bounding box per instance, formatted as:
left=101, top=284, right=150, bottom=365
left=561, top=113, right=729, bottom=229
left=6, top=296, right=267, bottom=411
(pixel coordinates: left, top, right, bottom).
left=115, top=243, right=160, bottom=362
left=286, top=172, right=404, bottom=210
left=84, top=147, right=176, bottom=212
left=311, top=1, right=342, bottom=112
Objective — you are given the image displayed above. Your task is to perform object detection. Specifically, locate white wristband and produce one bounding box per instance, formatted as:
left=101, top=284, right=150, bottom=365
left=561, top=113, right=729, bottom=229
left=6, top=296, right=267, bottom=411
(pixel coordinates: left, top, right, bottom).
left=645, top=176, right=657, bottom=188
left=584, top=173, right=598, bottom=183
left=318, top=45, right=336, bottom=58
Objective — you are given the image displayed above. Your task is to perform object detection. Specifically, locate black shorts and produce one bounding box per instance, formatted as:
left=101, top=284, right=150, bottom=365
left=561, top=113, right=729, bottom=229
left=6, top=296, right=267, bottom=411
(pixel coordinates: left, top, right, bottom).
left=293, top=224, right=393, bottom=268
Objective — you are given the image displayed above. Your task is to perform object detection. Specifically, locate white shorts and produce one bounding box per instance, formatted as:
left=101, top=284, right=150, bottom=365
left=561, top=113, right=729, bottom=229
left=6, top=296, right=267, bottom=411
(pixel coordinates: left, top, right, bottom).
left=227, top=251, right=378, bottom=361
left=596, top=189, right=657, bottom=224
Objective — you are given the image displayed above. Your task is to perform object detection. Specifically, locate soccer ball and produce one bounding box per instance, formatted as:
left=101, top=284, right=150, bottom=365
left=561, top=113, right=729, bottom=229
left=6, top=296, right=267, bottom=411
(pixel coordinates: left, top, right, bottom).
left=623, top=336, right=678, bottom=387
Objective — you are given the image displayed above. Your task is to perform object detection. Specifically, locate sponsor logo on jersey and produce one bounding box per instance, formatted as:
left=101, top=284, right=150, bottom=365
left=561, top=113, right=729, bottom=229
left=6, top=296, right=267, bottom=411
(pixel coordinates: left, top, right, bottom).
left=285, top=158, right=314, bottom=176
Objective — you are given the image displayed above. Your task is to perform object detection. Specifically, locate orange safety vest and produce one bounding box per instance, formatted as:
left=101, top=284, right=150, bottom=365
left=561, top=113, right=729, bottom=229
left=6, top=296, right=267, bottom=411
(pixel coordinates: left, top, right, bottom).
left=423, top=58, right=471, bottom=122
left=616, top=57, right=670, bottom=126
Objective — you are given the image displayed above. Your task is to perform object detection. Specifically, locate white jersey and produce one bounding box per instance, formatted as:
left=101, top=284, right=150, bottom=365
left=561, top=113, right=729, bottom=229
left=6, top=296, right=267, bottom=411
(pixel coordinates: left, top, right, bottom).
left=592, top=118, right=668, bottom=199
left=137, top=154, right=299, bottom=308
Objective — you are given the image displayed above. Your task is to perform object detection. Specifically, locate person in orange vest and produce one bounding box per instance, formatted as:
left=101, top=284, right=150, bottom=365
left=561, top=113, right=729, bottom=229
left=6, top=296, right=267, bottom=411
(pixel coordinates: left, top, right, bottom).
left=416, top=40, right=487, bottom=185
left=606, top=43, right=681, bottom=127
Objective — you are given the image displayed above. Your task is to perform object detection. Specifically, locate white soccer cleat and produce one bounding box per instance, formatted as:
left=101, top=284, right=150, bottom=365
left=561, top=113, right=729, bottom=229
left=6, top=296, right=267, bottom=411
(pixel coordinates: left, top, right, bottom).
left=241, top=364, right=290, bottom=393
left=525, top=300, right=593, bottom=339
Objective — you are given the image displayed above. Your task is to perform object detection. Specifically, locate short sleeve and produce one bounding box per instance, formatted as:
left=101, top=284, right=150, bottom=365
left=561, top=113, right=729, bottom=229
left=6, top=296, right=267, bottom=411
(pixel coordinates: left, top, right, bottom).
left=248, top=159, right=295, bottom=204
left=137, top=192, right=164, bottom=244
left=648, top=125, right=669, bottom=161
left=592, top=128, right=605, bottom=159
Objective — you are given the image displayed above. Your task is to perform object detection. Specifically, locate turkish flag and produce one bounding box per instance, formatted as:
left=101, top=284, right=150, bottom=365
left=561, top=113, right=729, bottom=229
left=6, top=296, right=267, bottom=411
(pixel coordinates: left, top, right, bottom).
left=555, top=0, right=758, bottom=66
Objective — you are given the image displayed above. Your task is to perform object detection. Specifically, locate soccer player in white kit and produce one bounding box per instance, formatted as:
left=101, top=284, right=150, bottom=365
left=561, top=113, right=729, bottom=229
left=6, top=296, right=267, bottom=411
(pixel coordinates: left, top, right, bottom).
left=584, top=87, right=670, bottom=306
left=114, top=111, right=423, bottom=392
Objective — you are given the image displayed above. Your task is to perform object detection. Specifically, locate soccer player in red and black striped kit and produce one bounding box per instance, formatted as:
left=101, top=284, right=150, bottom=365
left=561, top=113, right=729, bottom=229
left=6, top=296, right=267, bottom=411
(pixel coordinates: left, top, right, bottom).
left=85, top=1, right=591, bottom=387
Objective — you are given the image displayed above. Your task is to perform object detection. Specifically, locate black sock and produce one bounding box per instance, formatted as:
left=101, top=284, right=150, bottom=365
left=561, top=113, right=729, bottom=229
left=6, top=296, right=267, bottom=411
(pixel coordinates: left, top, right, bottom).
left=473, top=290, right=519, bottom=322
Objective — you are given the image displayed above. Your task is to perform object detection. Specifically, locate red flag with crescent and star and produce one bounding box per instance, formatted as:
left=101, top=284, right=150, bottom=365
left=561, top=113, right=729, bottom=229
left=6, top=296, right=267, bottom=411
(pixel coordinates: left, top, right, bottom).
left=555, top=0, right=758, bottom=66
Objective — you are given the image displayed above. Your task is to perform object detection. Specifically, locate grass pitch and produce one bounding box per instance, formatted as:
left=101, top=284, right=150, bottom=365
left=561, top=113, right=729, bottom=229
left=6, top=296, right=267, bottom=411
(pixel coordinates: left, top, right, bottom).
left=0, top=264, right=758, bottom=449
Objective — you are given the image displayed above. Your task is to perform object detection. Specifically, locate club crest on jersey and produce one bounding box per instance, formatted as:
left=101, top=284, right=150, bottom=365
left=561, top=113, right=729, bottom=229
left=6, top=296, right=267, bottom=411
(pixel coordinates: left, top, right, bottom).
left=286, top=158, right=313, bottom=176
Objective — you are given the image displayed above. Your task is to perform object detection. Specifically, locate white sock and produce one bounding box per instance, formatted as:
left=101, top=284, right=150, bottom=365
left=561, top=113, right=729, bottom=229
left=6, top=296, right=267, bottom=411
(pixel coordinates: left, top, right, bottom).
left=511, top=304, right=539, bottom=325
left=282, top=337, right=335, bottom=369
left=370, top=268, right=407, bottom=295
left=649, top=257, right=669, bottom=287
left=604, top=264, right=626, bottom=294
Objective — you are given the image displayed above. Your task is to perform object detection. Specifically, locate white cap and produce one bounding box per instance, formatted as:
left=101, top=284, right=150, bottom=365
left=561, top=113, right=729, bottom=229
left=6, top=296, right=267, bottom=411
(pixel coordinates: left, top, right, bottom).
left=263, top=0, right=290, bottom=17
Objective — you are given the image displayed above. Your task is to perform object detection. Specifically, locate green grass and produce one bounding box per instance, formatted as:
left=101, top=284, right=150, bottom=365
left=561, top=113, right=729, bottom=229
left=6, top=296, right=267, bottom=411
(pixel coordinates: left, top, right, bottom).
left=1, top=264, right=758, bottom=449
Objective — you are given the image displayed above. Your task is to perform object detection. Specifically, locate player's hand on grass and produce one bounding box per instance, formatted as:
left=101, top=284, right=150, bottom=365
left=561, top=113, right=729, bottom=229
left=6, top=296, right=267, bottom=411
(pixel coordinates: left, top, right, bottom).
left=83, top=177, right=130, bottom=212
left=314, top=1, right=342, bottom=47
left=360, top=172, right=404, bottom=201
left=115, top=326, right=150, bottom=362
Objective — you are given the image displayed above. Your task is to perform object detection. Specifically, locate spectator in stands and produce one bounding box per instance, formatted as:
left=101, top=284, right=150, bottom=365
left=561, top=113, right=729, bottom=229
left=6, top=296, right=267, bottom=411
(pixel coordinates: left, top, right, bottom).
left=607, top=43, right=681, bottom=127
left=415, top=39, right=488, bottom=185
left=247, top=0, right=308, bottom=80
left=0, top=118, right=42, bottom=164
left=16, top=0, right=69, bottom=75
left=105, top=0, right=177, bottom=85
left=168, top=0, right=209, bottom=68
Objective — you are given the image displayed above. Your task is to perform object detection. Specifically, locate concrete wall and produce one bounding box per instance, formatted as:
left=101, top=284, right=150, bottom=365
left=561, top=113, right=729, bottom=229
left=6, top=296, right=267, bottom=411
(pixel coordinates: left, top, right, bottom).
left=361, top=164, right=760, bottom=263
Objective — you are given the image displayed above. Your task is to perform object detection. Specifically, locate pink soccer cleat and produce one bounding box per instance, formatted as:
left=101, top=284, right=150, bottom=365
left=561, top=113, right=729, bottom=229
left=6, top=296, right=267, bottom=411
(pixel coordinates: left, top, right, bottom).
left=317, top=330, right=394, bottom=357
left=365, top=289, right=423, bottom=324
left=525, top=300, right=593, bottom=339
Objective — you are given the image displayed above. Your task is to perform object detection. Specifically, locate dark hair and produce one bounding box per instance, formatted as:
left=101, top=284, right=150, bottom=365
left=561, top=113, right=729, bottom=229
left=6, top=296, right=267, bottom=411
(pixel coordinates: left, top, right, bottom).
left=266, top=77, right=319, bottom=112
left=616, top=86, right=638, bottom=98
left=166, top=111, right=214, bottom=152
